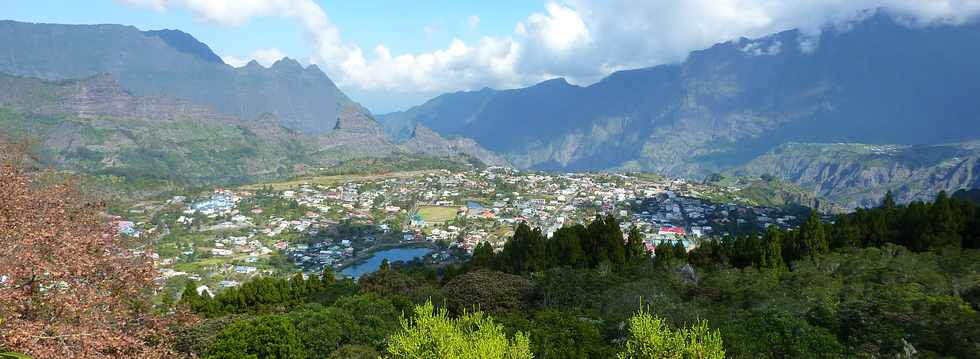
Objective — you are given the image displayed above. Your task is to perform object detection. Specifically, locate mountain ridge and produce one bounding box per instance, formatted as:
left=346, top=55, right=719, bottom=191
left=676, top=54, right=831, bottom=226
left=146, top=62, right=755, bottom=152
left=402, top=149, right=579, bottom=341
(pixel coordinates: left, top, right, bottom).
left=0, top=71, right=509, bottom=183
left=380, top=11, right=980, bottom=206
left=0, top=20, right=353, bottom=135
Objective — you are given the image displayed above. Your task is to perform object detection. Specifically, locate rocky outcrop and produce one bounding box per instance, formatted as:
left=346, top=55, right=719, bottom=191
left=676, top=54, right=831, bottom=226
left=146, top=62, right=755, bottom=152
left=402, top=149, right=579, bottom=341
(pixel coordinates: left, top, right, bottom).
left=400, top=123, right=510, bottom=167
left=734, top=143, right=980, bottom=208
left=317, top=104, right=403, bottom=158
left=382, top=12, right=980, bottom=179
left=0, top=72, right=236, bottom=122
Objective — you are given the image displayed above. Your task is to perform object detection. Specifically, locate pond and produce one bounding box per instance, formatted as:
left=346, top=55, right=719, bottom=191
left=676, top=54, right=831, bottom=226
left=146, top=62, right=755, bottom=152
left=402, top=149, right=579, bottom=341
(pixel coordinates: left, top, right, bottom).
left=341, top=247, right=433, bottom=278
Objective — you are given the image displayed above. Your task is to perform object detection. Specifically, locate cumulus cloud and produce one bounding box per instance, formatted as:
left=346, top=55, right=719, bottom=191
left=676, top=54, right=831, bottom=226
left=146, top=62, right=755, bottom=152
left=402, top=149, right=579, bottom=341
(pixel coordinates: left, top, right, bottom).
left=118, top=0, right=980, bottom=98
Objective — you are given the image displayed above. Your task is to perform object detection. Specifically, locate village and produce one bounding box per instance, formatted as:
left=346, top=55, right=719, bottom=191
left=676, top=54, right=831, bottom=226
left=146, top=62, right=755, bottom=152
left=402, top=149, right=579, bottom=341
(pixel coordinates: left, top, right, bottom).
left=118, top=167, right=812, bottom=298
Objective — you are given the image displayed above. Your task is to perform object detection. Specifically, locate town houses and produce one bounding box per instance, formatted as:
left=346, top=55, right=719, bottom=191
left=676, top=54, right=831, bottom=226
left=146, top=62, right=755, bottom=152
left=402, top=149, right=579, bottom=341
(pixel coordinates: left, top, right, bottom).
left=124, top=167, right=811, bottom=297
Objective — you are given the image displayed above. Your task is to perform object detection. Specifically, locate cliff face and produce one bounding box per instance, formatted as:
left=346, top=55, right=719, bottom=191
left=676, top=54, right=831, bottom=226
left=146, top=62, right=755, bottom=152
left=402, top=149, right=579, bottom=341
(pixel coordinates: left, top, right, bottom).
left=0, top=21, right=353, bottom=135
left=0, top=72, right=236, bottom=122
left=382, top=12, right=980, bottom=183
left=317, top=104, right=403, bottom=159
left=0, top=73, right=314, bottom=185
left=400, top=123, right=510, bottom=167
left=735, top=143, right=980, bottom=208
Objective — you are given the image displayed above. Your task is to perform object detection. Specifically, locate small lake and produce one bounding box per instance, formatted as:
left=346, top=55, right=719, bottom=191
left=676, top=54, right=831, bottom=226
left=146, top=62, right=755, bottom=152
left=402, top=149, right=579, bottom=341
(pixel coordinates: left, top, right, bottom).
left=341, top=247, right=433, bottom=278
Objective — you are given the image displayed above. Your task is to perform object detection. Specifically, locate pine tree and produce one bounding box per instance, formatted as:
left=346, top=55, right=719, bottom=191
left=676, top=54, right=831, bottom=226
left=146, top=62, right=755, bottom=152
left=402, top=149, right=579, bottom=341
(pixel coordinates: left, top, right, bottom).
left=626, top=225, right=648, bottom=264
left=882, top=190, right=897, bottom=209
left=320, top=267, right=335, bottom=287
left=672, top=241, right=688, bottom=262
left=760, top=226, right=786, bottom=270
left=655, top=241, right=673, bottom=267
left=929, top=191, right=963, bottom=248
left=289, top=273, right=307, bottom=298
left=180, top=281, right=203, bottom=310
left=797, top=212, right=829, bottom=259
left=470, top=241, right=495, bottom=268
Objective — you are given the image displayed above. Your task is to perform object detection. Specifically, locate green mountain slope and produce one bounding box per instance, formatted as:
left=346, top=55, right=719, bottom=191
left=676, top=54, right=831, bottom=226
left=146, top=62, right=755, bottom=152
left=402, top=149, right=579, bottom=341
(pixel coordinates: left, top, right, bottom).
left=0, top=73, right=313, bottom=185
left=0, top=72, right=508, bottom=187
left=0, top=20, right=352, bottom=135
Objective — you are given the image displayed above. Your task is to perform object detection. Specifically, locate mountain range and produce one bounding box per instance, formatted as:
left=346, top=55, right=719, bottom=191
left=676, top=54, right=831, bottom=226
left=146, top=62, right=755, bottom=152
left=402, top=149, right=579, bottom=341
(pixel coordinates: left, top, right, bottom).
left=380, top=11, right=980, bottom=207
left=2, top=12, right=979, bottom=208
left=0, top=20, right=507, bottom=187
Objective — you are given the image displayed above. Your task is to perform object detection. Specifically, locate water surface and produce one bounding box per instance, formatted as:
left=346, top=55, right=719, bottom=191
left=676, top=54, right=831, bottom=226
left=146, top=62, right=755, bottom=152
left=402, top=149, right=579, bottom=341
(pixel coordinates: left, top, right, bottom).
left=341, top=247, right=433, bottom=278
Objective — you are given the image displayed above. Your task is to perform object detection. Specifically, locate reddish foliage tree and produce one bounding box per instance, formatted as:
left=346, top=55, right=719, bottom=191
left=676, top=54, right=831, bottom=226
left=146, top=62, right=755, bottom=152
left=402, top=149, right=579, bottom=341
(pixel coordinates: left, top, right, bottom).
left=0, top=144, right=178, bottom=358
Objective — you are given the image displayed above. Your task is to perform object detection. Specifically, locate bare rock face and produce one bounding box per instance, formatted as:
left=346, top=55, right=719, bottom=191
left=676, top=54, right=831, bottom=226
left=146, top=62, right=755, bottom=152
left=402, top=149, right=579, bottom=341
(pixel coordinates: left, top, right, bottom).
left=318, top=104, right=403, bottom=158
left=0, top=72, right=236, bottom=122
left=736, top=143, right=980, bottom=208
left=400, top=123, right=510, bottom=167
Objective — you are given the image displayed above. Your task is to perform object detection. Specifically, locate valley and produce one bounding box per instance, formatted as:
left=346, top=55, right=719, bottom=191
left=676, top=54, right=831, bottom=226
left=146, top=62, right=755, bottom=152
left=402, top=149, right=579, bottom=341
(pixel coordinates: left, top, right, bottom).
left=3, top=5, right=980, bottom=359
left=119, top=165, right=814, bottom=303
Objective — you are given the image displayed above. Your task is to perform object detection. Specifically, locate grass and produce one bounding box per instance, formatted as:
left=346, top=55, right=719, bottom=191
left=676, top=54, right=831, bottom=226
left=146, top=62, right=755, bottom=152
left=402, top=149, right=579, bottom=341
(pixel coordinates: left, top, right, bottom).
left=240, top=170, right=438, bottom=191
left=418, top=206, right=459, bottom=223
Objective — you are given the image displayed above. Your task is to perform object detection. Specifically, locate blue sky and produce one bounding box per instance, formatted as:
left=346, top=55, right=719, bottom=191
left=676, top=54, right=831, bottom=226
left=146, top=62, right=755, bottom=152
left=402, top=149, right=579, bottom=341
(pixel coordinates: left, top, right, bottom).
left=1, top=1, right=542, bottom=65
left=3, top=1, right=978, bottom=113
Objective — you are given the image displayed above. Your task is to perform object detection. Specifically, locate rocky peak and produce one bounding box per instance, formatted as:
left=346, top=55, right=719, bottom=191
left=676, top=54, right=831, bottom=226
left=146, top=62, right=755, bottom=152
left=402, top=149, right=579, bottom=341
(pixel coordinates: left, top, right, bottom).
left=333, top=104, right=384, bottom=134
left=401, top=122, right=511, bottom=167
left=271, top=57, right=304, bottom=71
left=409, top=122, right=443, bottom=142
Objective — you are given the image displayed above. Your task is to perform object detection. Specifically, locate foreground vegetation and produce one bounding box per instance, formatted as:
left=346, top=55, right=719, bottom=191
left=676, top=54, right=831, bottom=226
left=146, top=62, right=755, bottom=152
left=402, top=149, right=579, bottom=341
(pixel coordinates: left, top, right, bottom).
left=2, top=141, right=979, bottom=358
left=170, top=191, right=980, bottom=358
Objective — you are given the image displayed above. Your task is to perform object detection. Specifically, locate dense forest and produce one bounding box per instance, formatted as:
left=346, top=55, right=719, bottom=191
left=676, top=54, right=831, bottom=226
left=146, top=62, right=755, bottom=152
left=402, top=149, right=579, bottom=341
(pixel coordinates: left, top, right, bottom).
left=170, top=190, right=980, bottom=358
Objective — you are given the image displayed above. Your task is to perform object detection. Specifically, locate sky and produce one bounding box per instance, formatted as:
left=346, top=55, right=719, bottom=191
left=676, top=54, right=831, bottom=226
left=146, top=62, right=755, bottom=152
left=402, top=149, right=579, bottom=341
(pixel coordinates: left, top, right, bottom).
left=3, top=0, right=980, bottom=113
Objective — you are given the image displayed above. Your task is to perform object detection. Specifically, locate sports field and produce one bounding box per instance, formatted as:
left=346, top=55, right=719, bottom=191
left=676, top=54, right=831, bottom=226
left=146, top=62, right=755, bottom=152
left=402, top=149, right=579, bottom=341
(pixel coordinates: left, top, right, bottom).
left=417, top=206, right=459, bottom=223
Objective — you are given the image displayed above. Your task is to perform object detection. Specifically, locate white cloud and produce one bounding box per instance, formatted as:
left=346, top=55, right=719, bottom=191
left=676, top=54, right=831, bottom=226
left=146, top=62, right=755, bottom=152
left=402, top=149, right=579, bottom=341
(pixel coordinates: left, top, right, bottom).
left=467, top=15, right=480, bottom=29
left=118, top=0, right=980, bottom=100
left=522, top=3, right=589, bottom=52
left=221, top=55, right=248, bottom=67
left=222, top=48, right=287, bottom=67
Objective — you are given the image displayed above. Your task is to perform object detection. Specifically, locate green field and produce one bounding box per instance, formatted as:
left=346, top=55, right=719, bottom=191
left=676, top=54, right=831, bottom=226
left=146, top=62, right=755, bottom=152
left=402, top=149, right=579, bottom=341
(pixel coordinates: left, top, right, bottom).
left=241, top=170, right=437, bottom=191
left=417, top=206, right=459, bottom=223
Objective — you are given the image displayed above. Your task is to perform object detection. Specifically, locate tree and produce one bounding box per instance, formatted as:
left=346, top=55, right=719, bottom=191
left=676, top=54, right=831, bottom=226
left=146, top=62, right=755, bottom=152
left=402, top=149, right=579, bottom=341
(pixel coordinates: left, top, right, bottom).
left=500, top=309, right=615, bottom=358
left=793, top=212, right=829, bottom=260
left=385, top=301, right=532, bottom=359
left=626, top=226, right=648, bottom=265
left=759, top=226, right=786, bottom=271
left=470, top=241, right=496, bottom=268
left=443, top=269, right=531, bottom=314
left=289, top=273, right=308, bottom=297
left=0, top=151, right=177, bottom=358
left=206, top=315, right=306, bottom=359
left=654, top=241, right=674, bottom=268
left=882, top=190, right=897, bottom=210
left=320, top=266, right=336, bottom=287
left=327, top=345, right=378, bottom=359
left=617, top=310, right=725, bottom=359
